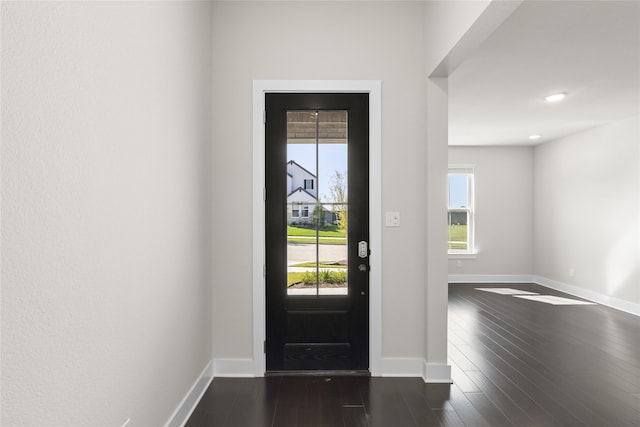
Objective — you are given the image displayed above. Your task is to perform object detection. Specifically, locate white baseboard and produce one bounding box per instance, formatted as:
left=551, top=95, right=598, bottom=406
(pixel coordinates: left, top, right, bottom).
left=534, top=275, right=640, bottom=316
left=379, top=358, right=425, bottom=378
left=423, top=362, right=453, bottom=384
left=378, top=358, right=452, bottom=383
left=165, top=360, right=213, bottom=427
left=448, top=274, right=534, bottom=283
left=213, top=358, right=255, bottom=377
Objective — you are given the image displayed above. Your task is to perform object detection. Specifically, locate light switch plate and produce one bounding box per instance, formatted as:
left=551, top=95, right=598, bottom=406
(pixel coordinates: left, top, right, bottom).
left=385, top=212, right=400, bottom=227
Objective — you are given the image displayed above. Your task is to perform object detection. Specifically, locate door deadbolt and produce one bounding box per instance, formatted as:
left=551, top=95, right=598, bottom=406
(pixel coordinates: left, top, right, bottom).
left=358, top=241, right=368, bottom=258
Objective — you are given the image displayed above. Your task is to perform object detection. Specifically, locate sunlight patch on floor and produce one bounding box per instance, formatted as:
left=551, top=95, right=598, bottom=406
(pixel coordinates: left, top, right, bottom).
left=513, top=295, right=597, bottom=305
left=475, top=288, right=538, bottom=295
left=476, top=288, right=598, bottom=306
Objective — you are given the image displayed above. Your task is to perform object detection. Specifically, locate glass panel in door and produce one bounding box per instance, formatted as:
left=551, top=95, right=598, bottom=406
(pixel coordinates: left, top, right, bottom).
left=286, top=111, right=348, bottom=296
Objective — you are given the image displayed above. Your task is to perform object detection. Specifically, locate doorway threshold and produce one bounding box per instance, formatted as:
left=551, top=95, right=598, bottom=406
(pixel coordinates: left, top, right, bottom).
left=265, top=370, right=370, bottom=377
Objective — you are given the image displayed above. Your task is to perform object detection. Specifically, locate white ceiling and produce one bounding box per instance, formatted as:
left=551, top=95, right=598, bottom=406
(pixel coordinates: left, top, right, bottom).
left=448, top=1, right=640, bottom=146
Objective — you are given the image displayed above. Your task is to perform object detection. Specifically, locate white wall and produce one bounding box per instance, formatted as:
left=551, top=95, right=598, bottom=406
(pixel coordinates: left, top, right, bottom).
left=534, top=115, right=640, bottom=310
left=423, top=1, right=494, bottom=375
left=447, top=118, right=639, bottom=314
left=424, top=0, right=492, bottom=74
left=212, top=0, right=428, bottom=366
left=448, top=146, right=534, bottom=279
left=209, top=0, right=494, bottom=380
left=1, top=2, right=213, bottom=426
left=213, top=2, right=424, bottom=359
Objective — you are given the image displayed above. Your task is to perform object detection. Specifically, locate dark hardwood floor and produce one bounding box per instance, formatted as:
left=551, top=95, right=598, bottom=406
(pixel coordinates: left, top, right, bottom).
left=186, top=283, right=640, bottom=426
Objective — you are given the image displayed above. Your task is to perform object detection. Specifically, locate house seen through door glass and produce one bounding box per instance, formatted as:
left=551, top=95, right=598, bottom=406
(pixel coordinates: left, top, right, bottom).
left=286, top=111, right=348, bottom=296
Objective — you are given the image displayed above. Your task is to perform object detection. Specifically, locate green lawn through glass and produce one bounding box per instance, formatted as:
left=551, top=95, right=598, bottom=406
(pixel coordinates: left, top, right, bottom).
left=448, top=224, right=468, bottom=250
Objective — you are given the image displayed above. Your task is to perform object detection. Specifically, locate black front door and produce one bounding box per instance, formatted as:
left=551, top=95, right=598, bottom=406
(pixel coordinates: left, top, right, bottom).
left=265, top=93, right=369, bottom=372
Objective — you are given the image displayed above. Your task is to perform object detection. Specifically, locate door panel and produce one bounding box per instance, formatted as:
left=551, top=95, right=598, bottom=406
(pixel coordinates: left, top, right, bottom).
left=265, top=93, right=369, bottom=372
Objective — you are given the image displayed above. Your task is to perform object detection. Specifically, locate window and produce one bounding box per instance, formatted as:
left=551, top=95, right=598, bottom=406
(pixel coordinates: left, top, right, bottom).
left=301, top=206, right=309, bottom=217
left=304, top=179, right=314, bottom=190
left=448, top=166, right=474, bottom=254
left=292, top=208, right=300, bottom=217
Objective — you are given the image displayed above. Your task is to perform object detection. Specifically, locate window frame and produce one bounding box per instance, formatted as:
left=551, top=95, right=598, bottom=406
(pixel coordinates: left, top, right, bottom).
left=448, top=165, right=475, bottom=256
left=304, top=179, right=314, bottom=190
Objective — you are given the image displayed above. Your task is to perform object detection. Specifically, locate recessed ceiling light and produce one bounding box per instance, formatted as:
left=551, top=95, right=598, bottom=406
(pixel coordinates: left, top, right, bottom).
left=529, top=134, right=542, bottom=140
left=545, top=92, right=566, bottom=103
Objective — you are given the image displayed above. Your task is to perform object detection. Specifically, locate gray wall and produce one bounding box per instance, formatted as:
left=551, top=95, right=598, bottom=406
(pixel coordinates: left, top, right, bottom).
left=211, top=0, right=430, bottom=363
left=448, top=147, right=534, bottom=278
left=534, top=115, right=640, bottom=308
left=448, top=115, right=639, bottom=313
left=210, top=0, right=493, bottom=374
left=1, top=2, right=213, bottom=425
left=1, top=0, right=505, bottom=423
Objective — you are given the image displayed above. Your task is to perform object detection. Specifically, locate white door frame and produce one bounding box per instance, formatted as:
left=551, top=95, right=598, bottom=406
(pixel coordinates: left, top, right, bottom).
left=252, top=80, right=382, bottom=376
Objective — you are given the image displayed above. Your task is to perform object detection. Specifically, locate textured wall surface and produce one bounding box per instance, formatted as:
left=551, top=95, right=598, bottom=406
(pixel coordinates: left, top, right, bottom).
left=210, top=1, right=492, bottom=371
left=448, top=146, right=534, bottom=276
left=1, top=0, right=510, bottom=423
left=448, top=119, right=639, bottom=311
left=211, top=1, right=429, bottom=360
left=1, top=2, right=213, bottom=425
left=534, top=115, right=640, bottom=306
